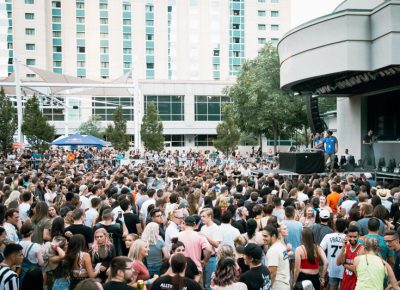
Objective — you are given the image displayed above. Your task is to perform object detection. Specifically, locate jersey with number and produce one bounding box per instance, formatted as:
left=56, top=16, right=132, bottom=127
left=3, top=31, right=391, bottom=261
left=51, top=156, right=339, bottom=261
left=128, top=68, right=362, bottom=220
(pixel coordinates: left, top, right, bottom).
left=341, top=243, right=363, bottom=290
left=320, top=232, right=346, bottom=279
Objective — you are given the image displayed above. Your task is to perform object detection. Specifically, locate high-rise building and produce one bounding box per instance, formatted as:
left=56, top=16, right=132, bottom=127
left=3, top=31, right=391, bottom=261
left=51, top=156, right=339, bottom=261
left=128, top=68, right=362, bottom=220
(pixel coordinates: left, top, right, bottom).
left=0, top=0, right=291, bottom=148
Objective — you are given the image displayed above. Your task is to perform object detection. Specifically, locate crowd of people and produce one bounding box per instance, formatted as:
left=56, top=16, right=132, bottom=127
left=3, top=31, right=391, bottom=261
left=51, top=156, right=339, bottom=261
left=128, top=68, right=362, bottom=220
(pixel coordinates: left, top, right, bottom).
left=0, top=147, right=400, bottom=290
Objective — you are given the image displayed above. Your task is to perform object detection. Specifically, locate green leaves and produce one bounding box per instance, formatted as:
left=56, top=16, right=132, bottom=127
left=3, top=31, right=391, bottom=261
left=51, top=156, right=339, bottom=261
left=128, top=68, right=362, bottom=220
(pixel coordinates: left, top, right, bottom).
left=105, top=106, right=130, bottom=150
left=77, top=115, right=104, bottom=138
left=141, top=102, right=164, bottom=152
left=21, top=94, right=55, bottom=152
left=227, top=43, right=307, bottom=152
left=213, top=105, right=241, bottom=157
left=0, top=87, right=17, bottom=155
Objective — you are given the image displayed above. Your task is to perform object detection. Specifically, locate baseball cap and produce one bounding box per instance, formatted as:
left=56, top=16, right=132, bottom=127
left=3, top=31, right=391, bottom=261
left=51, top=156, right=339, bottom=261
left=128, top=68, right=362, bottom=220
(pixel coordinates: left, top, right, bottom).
left=79, top=185, right=88, bottom=192
left=320, top=209, right=330, bottom=219
left=184, top=216, right=196, bottom=226
left=244, top=243, right=263, bottom=260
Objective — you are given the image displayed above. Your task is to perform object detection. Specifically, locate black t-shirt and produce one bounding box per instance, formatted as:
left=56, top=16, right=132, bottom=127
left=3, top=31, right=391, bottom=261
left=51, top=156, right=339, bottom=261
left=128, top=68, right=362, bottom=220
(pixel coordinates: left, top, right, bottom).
left=64, top=224, right=93, bottom=248
left=363, top=134, right=372, bottom=147
left=151, top=275, right=202, bottom=290
left=240, top=265, right=272, bottom=290
left=93, top=223, right=123, bottom=255
left=394, top=251, right=400, bottom=281
left=103, top=281, right=134, bottom=290
left=124, top=212, right=141, bottom=234
left=159, top=257, right=200, bottom=280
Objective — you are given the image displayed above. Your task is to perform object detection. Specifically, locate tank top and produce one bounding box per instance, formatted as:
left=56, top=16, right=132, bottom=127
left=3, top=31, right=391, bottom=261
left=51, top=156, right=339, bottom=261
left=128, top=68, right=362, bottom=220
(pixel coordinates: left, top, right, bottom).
left=72, top=252, right=88, bottom=278
left=341, top=243, right=363, bottom=290
left=355, top=254, right=385, bottom=290
left=300, top=246, right=319, bottom=270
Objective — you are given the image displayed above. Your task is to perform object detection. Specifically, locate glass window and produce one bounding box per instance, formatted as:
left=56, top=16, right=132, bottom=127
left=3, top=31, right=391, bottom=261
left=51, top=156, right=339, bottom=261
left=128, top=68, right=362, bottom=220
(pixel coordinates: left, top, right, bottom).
left=213, top=50, right=220, bottom=56
left=77, top=46, right=85, bottom=53
left=100, top=47, right=109, bottom=53
left=271, top=0, right=279, bottom=2
left=233, top=10, right=240, bottom=16
left=53, top=46, right=62, bottom=52
left=53, top=61, right=62, bottom=67
left=25, top=0, right=34, bottom=4
left=258, top=10, right=266, bottom=16
left=53, top=31, right=61, bottom=37
left=233, top=51, right=240, bottom=57
left=99, top=3, right=108, bottom=10
left=100, top=18, right=108, bottom=24
left=25, top=13, right=34, bottom=20
left=144, top=96, right=184, bottom=121
left=76, top=17, right=85, bottom=23
left=145, top=5, right=153, bottom=12
left=26, top=43, right=35, bottom=50
left=194, top=96, right=232, bottom=121
left=76, top=32, right=85, bottom=38
left=77, top=61, right=85, bottom=67
left=100, top=32, right=109, bottom=38
left=146, top=34, right=154, bottom=40
left=213, top=64, right=220, bottom=70
left=271, top=38, right=279, bottom=45
left=123, top=48, right=132, bottom=54
left=123, top=33, right=131, bottom=40
left=52, top=1, right=61, bottom=8
left=258, top=38, right=266, bottom=44
left=68, top=99, right=81, bottom=121
left=52, top=16, right=61, bottom=22
left=26, top=59, right=36, bottom=65
left=146, top=20, right=154, bottom=26
left=123, top=19, right=131, bottom=25
left=101, top=62, right=109, bottom=68
left=258, top=0, right=266, bottom=2
left=271, top=24, right=279, bottom=30
left=258, top=24, right=266, bottom=30
left=123, top=62, right=131, bottom=68
left=146, top=48, right=154, bottom=55
left=26, top=74, right=36, bottom=78
left=164, top=135, right=185, bottom=147
left=92, top=96, right=133, bottom=121
left=146, top=63, right=154, bottom=69
left=76, top=2, right=84, bottom=9
left=271, top=11, right=279, bottom=17
left=195, top=135, right=216, bottom=146
left=232, top=23, right=240, bottom=29
left=233, top=37, right=240, bottom=44
left=123, top=3, right=131, bottom=11
left=25, top=28, right=35, bottom=35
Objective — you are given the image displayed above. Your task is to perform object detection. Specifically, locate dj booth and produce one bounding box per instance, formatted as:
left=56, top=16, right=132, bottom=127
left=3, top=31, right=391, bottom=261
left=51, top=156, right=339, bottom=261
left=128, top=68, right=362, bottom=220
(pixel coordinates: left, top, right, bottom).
left=279, top=151, right=325, bottom=174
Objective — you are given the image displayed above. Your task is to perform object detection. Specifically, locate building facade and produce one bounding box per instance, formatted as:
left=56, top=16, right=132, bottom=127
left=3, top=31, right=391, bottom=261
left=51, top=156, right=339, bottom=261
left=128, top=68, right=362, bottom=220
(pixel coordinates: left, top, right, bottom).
left=0, top=0, right=291, bottom=148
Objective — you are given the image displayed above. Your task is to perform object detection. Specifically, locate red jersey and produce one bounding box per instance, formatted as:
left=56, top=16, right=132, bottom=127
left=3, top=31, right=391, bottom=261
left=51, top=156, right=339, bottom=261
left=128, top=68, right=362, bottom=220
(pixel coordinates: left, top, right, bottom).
left=341, top=243, right=363, bottom=290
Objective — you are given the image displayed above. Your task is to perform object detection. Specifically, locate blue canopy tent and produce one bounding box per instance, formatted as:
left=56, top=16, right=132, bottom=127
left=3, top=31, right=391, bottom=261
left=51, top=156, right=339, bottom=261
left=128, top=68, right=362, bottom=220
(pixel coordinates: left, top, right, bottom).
left=52, top=134, right=110, bottom=149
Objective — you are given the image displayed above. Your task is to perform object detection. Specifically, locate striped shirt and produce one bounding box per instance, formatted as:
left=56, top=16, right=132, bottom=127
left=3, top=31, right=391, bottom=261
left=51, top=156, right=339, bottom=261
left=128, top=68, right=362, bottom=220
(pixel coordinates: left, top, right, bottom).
left=0, top=266, right=19, bottom=290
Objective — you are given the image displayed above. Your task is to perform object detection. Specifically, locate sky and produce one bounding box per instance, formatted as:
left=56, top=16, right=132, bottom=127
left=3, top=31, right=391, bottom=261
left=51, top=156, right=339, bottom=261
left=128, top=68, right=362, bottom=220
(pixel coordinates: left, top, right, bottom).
left=290, top=0, right=344, bottom=29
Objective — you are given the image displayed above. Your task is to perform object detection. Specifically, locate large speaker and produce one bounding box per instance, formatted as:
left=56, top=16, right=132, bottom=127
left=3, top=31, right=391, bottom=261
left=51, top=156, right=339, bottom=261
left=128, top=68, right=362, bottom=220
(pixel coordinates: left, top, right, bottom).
left=280, top=152, right=325, bottom=174
left=306, top=95, right=327, bottom=134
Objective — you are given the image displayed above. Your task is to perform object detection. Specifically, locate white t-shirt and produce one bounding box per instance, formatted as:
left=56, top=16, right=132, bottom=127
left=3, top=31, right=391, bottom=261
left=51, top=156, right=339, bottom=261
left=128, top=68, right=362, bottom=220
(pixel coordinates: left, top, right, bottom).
left=19, top=202, right=31, bottom=222
left=266, top=241, right=290, bottom=285
left=201, top=223, right=223, bottom=253
left=140, top=198, right=155, bottom=219
left=297, top=192, right=309, bottom=202
left=19, top=241, right=42, bottom=264
left=219, top=223, right=240, bottom=249
left=85, top=208, right=99, bottom=227
left=320, top=232, right=346, bottom=279
left=341, top=200, right=357, bottom=215
left=79, top=195, right=90, bottom=211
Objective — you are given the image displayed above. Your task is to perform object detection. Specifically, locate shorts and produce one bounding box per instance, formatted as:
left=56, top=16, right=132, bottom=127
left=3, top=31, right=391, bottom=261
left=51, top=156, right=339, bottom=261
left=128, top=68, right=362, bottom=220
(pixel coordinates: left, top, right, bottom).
left=328, top=277, right=341, bottom=286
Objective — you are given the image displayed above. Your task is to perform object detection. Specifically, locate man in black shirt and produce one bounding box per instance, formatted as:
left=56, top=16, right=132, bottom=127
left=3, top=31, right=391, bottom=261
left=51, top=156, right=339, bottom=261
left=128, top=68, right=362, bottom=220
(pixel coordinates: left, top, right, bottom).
left=240, top=243, right=272, bottom=290
left=64, top=208, right=93, bottom=249
left=361, top=129, right=376, bottom=169
left=120, top=199, right=142, bottom=235
left=103, top=256, right=135, bottom=290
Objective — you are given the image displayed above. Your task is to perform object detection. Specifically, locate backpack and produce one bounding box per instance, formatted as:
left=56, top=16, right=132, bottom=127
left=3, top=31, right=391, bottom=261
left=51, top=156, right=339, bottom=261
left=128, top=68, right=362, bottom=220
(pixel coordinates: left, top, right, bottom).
left=19, top=242, right=41, bottom=284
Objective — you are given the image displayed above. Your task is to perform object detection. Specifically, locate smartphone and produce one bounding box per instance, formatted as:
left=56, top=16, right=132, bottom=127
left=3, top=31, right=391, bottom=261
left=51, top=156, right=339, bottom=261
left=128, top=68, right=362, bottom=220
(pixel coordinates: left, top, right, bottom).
left=118, top=212, right=123, bottom=219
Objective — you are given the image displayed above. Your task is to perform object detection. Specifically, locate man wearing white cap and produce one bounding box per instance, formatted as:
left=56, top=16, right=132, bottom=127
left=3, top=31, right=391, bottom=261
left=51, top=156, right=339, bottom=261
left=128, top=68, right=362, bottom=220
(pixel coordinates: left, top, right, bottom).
left=312, top=209, right=333, bottom=244
left=79, top=184, right=90, bottom=211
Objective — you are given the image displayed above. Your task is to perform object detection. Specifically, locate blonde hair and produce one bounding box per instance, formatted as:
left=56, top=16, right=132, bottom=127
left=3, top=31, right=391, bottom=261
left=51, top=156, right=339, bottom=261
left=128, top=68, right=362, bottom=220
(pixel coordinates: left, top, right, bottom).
left=5, top=190, right=20, bottom=207
left=128, top=239, right=148, bottom=260
left=141, top=222, right=160, bottom=245
left=200, top=208, right=213, bottom=218
left=364, top=237, right=379, bottom=252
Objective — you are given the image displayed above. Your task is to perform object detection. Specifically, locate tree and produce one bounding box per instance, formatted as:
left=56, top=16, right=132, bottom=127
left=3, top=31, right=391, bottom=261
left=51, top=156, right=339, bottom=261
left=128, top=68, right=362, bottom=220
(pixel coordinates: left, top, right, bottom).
left=22, top=94, right=56, bottom=151
left=226, top=43, right=307, bottom=153
left=141, top=102, right=164, bottom=152
left=213, top=105, right=241, bottom=157
left=0, top=87, right=17, bottom=155
left=77, top=115, right=104, bottom=138
left=105, top=106, right=130, bottom=150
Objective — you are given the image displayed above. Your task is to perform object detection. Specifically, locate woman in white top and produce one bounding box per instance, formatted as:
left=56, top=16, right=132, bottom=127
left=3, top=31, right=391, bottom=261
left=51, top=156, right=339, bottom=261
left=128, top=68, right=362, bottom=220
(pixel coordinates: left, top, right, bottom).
left=213, top=258, right=247, bottom=290
left=19, top=222, right=44, bottom=284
